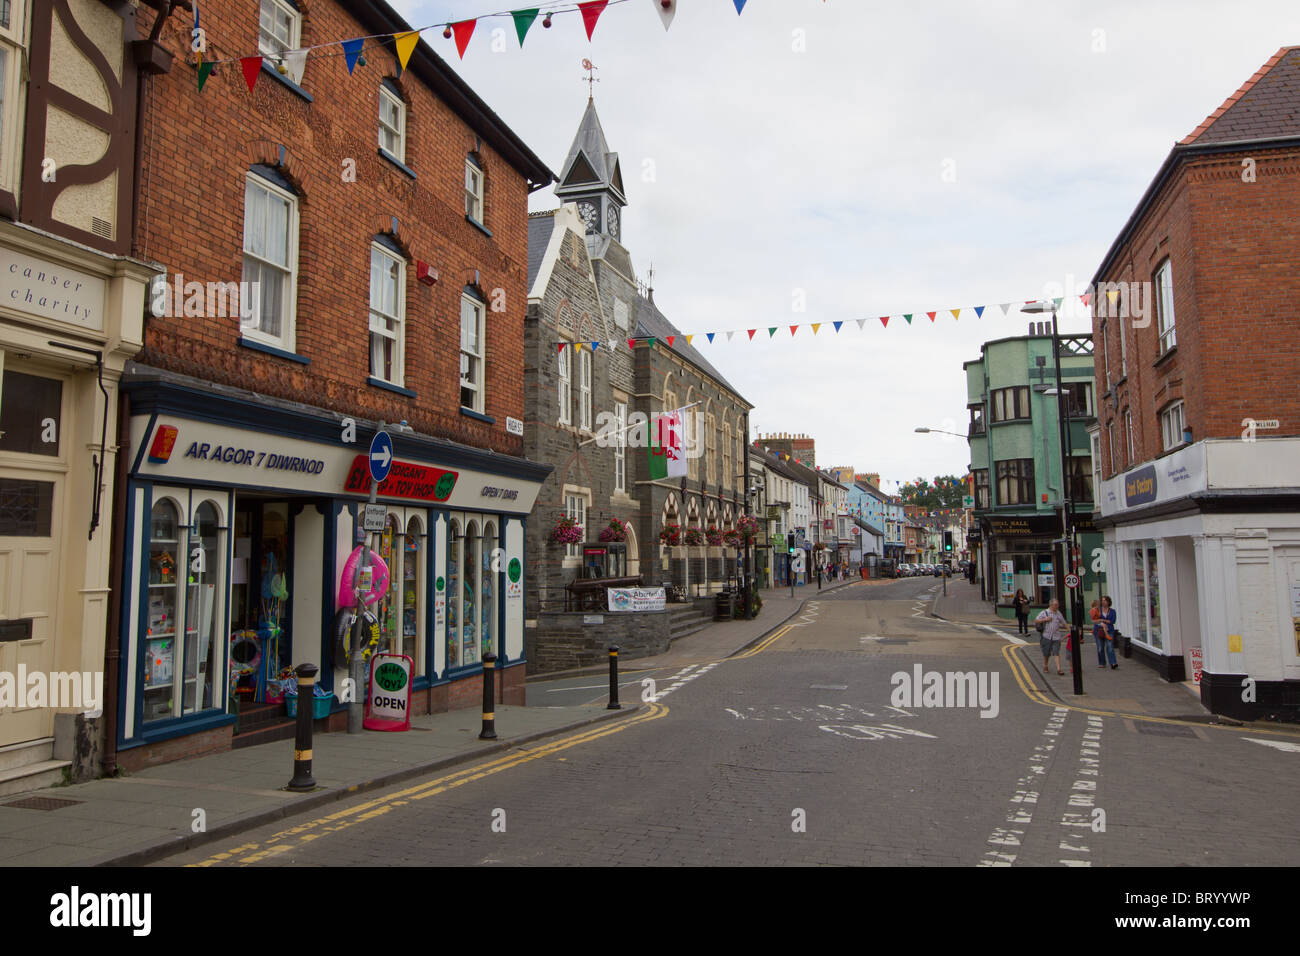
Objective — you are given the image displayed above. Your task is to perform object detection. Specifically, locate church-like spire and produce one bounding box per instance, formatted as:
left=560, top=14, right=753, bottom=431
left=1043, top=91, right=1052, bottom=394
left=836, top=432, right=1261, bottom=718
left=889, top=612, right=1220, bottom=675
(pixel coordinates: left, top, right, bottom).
left=555, top=96, right=626, bottom=240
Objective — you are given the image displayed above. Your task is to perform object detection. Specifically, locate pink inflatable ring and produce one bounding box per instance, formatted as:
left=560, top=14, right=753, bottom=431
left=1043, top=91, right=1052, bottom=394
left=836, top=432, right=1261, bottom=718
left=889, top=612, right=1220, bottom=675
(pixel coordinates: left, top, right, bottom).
left=337, top=546, right=390, bottom=609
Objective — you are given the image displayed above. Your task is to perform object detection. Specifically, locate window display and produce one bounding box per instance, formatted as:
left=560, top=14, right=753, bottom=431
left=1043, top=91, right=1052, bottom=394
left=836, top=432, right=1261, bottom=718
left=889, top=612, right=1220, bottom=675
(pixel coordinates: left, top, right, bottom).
left=1130, top=540, right=1162, bottom=649
left=144, top=500, right=180, bottom=722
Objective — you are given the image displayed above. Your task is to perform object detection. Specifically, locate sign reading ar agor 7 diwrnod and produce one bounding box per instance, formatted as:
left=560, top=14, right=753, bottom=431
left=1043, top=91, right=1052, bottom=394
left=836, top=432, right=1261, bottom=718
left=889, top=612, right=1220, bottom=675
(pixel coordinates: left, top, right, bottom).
left=606, top=587, right=666, bottom=612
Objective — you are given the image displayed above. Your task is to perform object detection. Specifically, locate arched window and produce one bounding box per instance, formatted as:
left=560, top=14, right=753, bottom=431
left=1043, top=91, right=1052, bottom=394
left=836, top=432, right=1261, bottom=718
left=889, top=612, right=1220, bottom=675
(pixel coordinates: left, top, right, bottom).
left=482, top=521, right=498, bottom=660
left=448, top=519, right=463, bottom=667
left=462, top=519, right=482, bottom=666
left=144, top=499, right=181, bottom=722
left=183, top=501, right=223, bottom=715
left=404, top=515, right=424, bottom=670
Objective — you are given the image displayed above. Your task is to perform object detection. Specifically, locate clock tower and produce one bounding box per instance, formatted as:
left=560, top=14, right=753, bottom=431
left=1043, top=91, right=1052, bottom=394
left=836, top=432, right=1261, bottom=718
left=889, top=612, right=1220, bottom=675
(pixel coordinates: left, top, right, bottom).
left=555, top=97, right=627, bottom=242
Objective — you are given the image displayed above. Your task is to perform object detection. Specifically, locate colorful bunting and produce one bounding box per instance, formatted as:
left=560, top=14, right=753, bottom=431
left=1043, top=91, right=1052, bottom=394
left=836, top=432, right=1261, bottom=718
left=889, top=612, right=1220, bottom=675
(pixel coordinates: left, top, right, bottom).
left=666, top=335, right=675, bottom=347
left=707, top=332, right=716, bottom=344
left=747, top=330, right=756, bottom=340
left=856, top=319, right=866, bottom=330
left=578, top=1, right=608, bottom=40
left=591, top=341, right=600, bottom=350
left=557, top=342, right=566, bottom=353
left=654, top=0, right=677, bottom=31
left=340, top=38, right=364, bottom=74
left=240, top=56, right=262, bottom=92
left=1079, top=293, right=1092, bottom=307
left=833, top=321, right=843, bottom=332
left=926, top=311, right=936, bottom=322
left=768, top=327, right=777, bottom=337
left=811, top=323, right=821, bottom=334
left=451, top=20, right=477, bottom=59
left=283, top=49, right=307, bottom=85
left=880, top=315, right=889, bottom=328
left=789, top=325, right=798, bottom=336
left=733, top=0, right=748, bottom=12
left=1000, top=303, right=1012, bottom=315
left=627, top=338, right=636, bottom=350
left=975, top=306, right=985, bottom=319
left=726, top=331, right=735, bottom=341
left=512, top=8, right=539, bottom=46
left=1053, top=297, right=1064, bottom=309
left=394, top=30, right=420, bottom=72
left=197, top=60, right=215, bottom=91
left=904, top=314, right=913, bottom=324
left=685, top=334, right=694, bottom=344
left=950, top=309, right=961, bottom=320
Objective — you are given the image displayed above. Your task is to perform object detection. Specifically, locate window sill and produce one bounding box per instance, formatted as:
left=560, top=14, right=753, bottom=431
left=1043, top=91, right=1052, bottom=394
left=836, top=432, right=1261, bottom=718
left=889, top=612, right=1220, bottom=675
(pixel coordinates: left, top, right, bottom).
left=1153, top=345, right=1178, bottom=369
left=238, top=336, right=309, bottom=364
left=378, top=147, right=416, bottom=179
left=465, top=215, right=493, bottom=238
left=367, top=376, right=416, bottom=398
left=260, top=61, right=314, bottom=102
left=460, top=406, right=495, bottom=424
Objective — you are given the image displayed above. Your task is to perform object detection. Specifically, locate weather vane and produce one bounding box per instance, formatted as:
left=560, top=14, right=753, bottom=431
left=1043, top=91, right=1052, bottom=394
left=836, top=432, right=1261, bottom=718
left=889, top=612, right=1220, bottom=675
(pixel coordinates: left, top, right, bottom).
left=582, top=58, right=599, bottom=98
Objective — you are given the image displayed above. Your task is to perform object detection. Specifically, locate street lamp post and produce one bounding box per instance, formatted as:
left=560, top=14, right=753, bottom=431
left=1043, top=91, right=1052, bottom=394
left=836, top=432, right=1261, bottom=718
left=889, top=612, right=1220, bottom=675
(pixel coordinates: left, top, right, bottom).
left=913, top=427, right=966, bottom=596
left=1024, top=302, right=1084, bottom=695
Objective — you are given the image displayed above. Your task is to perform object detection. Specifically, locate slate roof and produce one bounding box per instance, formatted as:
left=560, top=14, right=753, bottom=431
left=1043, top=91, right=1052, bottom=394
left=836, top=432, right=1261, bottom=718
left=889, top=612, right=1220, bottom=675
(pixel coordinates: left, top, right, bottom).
left=853, top=515, right=884, bottom=537
left=526, top=211, right=556, bottom=290
left=555, top=98, right=625, bottom=201
left=1180, top=46, right=1300, bottom=145
left=633, top=294, right=748, bottom=404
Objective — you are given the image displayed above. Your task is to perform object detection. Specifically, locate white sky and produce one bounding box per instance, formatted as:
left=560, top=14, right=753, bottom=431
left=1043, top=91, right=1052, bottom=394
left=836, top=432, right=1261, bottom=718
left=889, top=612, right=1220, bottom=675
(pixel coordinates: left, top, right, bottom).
left=390, top=0, right=1298, bottom=492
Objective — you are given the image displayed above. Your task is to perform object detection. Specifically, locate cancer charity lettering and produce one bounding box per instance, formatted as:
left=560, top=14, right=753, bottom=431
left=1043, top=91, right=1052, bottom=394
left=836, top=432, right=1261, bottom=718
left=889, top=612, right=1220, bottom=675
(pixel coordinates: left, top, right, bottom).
left=364, top=654, right=412, bottom=731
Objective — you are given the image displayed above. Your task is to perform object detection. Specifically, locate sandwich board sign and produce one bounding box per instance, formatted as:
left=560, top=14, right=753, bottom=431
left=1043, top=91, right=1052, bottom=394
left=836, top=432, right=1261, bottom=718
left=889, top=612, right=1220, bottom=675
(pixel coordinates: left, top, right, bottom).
left=364, top=653, right=412, bottom=731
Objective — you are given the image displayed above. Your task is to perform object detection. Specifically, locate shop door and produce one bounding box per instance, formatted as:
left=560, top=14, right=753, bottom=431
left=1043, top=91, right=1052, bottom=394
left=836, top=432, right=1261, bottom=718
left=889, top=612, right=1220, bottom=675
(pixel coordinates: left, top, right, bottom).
left=1283, top=554, right=1300, bottom=680
left=0, top=471, right=61, bottom=747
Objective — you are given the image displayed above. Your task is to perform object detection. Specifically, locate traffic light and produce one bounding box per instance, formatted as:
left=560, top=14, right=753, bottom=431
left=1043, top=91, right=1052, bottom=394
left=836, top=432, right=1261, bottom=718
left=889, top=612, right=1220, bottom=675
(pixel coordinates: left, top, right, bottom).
left=943, top=530, right=953, bottom=552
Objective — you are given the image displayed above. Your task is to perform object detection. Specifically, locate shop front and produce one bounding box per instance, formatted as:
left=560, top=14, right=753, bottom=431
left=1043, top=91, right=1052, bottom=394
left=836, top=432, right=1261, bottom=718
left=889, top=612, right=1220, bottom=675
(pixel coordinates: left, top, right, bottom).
left=982, top=513, right=1102, bottom=617
left=114, top=371, right=546, bottom=770
left=1097, top=439, right=1300, bottom=720
left=0, top=223, right=152, bottom=781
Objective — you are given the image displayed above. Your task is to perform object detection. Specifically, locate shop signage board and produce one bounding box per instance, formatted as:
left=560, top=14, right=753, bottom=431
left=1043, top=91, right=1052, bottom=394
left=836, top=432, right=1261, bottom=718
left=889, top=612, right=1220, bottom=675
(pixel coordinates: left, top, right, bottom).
left=999, top=560, right=1014, bottom=598
left=1190, top=647, right=1204, bottom=685
left=986, top=515, right=1060, bottom=537
left=0, top=248, right=105, bottom=332
left=345, top=455, right=458, bottom=502
left=506, top=557, right=523, bottom=600
left=1100, top=442, right=1207, bottom=518
left=364, top=653, right=412, bottom=731
left=606, top=587, right=666, bottom=612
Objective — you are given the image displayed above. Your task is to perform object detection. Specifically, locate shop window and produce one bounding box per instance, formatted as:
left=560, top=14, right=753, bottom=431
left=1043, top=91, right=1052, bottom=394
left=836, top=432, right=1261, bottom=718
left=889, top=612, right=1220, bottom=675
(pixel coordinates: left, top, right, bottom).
left=448, top=519, right=463, bottom=668
left=462, top=519, right=482, bottom=666
left=376, top=513, right=402, bottom=654
left=0, top=477, right=53, bottom=536
left=228, top=501, right=289, bottom=704
left=1130, top=540, right=1162, bottom=650
left=404, top=515, right=424, bottom=670
left=481, top=521, right=498, bottom=660
left=183, top=502, right=222, bottom=714
left=0, top=369, right=62, bottom=456
left=144, top=499, right=181, bottom=722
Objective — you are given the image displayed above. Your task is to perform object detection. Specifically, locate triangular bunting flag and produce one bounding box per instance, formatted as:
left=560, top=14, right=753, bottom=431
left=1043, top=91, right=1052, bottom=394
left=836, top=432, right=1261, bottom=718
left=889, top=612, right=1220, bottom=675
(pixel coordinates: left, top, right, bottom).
left=1080, top=293, right=1092, bottom=307
left=747, top=330, right=756, bottom=340
left=341, top=38, right=364, bottom=74
left=726, top=331, right=735, bottom=341
left=733, top=0, right=748, bottom=12
left=197, top=60, right=215, bottom=92
left=833, top=321, right=843, bottom=332
left=812, top=323, right=821, bottom=334
left=394, top=30, right=419, bottom=72
left=557, top=342, right=566, bottom=353
left=647, top=337, right=656, bottom=347
left=789, top=325, right=798, bottom=336
left=1000, top=303, right=1012, bottom=315
left=627, top=338, right=637, bottom=350
left=904, top=313, right=913, bottom=324
left=578, top=1, right=608, bottom=40
left=654, top=0, right=676, bottom=30
left=768, top=327, right=777, bottom=338
left=880, top=316, right=889, bottom=328
left=240, top=56, right=262, bottom=92
left=707, top=332, right=716, bottom=344
left=1053, top=297, right=1064, bottom=309
left=975, top=306, right=985, bottom=319
left=950, top=309, right=961, bottom=320
left=1106, top=290, right=1119, bottom=305
left=512, top=8, right=539, bottom=46
left=926, top=311, right=936, bottom=322
left=856, top=319, right=866, bottom=330
left=452, top=20, right=477, bottom=58
left=283, top=48, right=307, bottom=85
left=666, top=335, right=675, bottom=347
left=685, top=335, right=694, bottom=344
left=573, top=342, right=582, bottom=352
left=591, top=341, right=600, bottom=350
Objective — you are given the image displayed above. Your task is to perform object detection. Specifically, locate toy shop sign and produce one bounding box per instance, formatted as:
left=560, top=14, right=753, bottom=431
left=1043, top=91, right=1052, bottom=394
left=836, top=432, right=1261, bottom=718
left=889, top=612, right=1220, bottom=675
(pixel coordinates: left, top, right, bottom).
left=344, top=455, right=458, bottom=502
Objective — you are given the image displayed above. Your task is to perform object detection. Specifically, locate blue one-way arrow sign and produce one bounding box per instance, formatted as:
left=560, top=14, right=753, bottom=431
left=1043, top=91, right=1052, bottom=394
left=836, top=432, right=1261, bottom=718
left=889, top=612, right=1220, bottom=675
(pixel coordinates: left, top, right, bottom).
left=369, top=430, right=394, bottom=483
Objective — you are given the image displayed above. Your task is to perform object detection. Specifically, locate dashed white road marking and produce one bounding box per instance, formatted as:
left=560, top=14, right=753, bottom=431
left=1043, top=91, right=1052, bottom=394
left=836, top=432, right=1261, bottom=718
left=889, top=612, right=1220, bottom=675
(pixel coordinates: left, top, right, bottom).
left=978, top=707, right=1067, bottom=867
left=1242, top=737, right=1300, bottom=753
left=651, top=661, right=719, bottom=701
left=1058, top=714, right=1104, bottom=866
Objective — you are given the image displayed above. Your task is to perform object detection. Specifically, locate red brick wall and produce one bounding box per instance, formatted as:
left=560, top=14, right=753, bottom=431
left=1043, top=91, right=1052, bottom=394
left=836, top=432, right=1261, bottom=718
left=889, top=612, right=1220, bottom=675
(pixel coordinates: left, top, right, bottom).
left=1092, top=145, right=1300, bottom=478
left=117, top=724, right=233, bottom=773
left=132, top=2, right=532, bottom=454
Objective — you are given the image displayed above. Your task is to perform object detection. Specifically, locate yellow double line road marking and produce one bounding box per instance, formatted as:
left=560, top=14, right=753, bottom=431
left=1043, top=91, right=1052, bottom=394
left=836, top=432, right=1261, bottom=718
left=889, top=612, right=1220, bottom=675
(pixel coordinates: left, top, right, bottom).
left=189, top=703, right=668, bottom=867
left=1000, top=643, right=1300, bottom=739
left=731, top=623, right=795, bottom=660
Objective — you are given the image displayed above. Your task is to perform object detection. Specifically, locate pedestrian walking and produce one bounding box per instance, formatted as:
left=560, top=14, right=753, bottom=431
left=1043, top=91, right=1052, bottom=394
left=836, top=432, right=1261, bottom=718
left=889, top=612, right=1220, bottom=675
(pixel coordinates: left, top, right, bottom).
left=1035, top=599, right=1068, bottom=675
left=1012, top=588, right=1031, bottom=635
left=1097, top=595, right=1119, bottom=669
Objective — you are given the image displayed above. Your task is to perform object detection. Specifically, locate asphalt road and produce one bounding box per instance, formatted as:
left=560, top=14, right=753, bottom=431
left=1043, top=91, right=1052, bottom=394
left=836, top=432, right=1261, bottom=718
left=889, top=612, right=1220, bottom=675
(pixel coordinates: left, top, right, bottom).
left=159, top=577, right=1300, bottom=867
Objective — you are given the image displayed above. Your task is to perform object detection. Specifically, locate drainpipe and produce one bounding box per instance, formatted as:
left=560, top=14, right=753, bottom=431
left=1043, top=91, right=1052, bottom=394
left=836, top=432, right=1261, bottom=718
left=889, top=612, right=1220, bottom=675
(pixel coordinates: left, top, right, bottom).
left=101, top=389, right=131, bottom=778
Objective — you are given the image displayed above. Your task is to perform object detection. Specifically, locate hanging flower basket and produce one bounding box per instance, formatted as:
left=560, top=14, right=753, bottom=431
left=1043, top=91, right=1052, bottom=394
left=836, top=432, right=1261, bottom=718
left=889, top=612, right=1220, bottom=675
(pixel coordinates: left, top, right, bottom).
left=705, top=526, right=724, bottom=546
left=722, top=527, right=743, bottom=548
left=683, top=528, right=706, bottom=547
left=549, top=515, right=584, bottom=545
left=659, top=524, right=682, bottom=546
left=736, top=515, right=759, bottom=542
left=598, top=519, right=628, bottom=543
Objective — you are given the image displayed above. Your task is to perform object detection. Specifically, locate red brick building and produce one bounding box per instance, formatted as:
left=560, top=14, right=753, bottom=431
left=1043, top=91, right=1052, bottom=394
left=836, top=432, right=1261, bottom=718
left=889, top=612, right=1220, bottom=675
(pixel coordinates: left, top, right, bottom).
left=110, top=0, right=554, bottom=770
left=1090, top=45, right=1300, bottom=719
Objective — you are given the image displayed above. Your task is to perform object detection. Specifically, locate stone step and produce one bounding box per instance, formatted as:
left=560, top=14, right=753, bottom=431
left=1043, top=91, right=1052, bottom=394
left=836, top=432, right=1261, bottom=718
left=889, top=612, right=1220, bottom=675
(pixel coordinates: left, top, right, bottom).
left=0, top=737, right=54, bottom=773
left=0, top=759, right=71, bottom=797
left=669, top=622, right=710, bottom=643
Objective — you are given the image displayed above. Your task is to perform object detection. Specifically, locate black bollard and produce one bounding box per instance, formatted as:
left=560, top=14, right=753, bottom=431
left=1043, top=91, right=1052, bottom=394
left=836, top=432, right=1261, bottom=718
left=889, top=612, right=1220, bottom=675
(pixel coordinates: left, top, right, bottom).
left=286, top=663, right=318, bottom=792
left=479, top=653, right=497, bottom=740
left=607, top=645, right=621, bottom=710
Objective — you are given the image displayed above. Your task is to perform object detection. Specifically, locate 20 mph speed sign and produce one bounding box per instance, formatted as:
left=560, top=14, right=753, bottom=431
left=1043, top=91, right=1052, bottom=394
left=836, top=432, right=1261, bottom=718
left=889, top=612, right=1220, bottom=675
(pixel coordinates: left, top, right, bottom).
left=1065, top=573, right=1081, bottom=589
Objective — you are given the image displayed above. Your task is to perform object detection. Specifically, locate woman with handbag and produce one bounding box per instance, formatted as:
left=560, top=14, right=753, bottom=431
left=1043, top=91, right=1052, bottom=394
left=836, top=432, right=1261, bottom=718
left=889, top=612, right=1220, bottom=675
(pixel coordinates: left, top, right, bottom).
left=1012, top=588, right=1030, bottom=635
left=1097, top=595, right=1119, bottom=669
left=1035, top=599, right=1068, bottom=675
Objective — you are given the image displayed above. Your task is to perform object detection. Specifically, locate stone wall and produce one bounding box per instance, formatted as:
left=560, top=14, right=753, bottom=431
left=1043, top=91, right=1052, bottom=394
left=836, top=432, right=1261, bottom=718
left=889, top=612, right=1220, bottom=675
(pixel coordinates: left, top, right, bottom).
left=527, top=610, right=671, bottom=673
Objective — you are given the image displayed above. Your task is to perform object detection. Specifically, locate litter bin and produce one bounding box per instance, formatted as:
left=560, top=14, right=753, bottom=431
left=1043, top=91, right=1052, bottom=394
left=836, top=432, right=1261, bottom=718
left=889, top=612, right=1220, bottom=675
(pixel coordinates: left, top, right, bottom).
left=714, top=589, right=735, bottom=621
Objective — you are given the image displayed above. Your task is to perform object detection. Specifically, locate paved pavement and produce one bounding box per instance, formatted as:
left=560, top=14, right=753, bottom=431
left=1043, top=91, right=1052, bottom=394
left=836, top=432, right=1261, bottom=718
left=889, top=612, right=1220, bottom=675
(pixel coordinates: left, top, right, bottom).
left=0, top=577, right=854, bottom=867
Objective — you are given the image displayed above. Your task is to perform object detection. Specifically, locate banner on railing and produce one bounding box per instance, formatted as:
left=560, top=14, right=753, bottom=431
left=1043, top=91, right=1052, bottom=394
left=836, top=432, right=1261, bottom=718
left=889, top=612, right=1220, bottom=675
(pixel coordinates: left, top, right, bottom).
left=607, top=587, right=666, bottom=612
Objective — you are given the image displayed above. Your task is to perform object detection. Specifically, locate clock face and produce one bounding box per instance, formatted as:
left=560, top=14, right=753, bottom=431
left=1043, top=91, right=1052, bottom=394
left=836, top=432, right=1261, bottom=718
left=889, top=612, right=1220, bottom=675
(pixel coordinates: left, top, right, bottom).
left=577, top=200, right=599, bottom=234
left=606, top=203, right=620, bottom=240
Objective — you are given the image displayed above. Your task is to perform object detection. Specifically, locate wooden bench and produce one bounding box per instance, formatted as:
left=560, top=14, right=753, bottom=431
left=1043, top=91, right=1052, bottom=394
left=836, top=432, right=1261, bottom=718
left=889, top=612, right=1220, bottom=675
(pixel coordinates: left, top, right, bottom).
left=565, top=575, right=644, bottom=611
